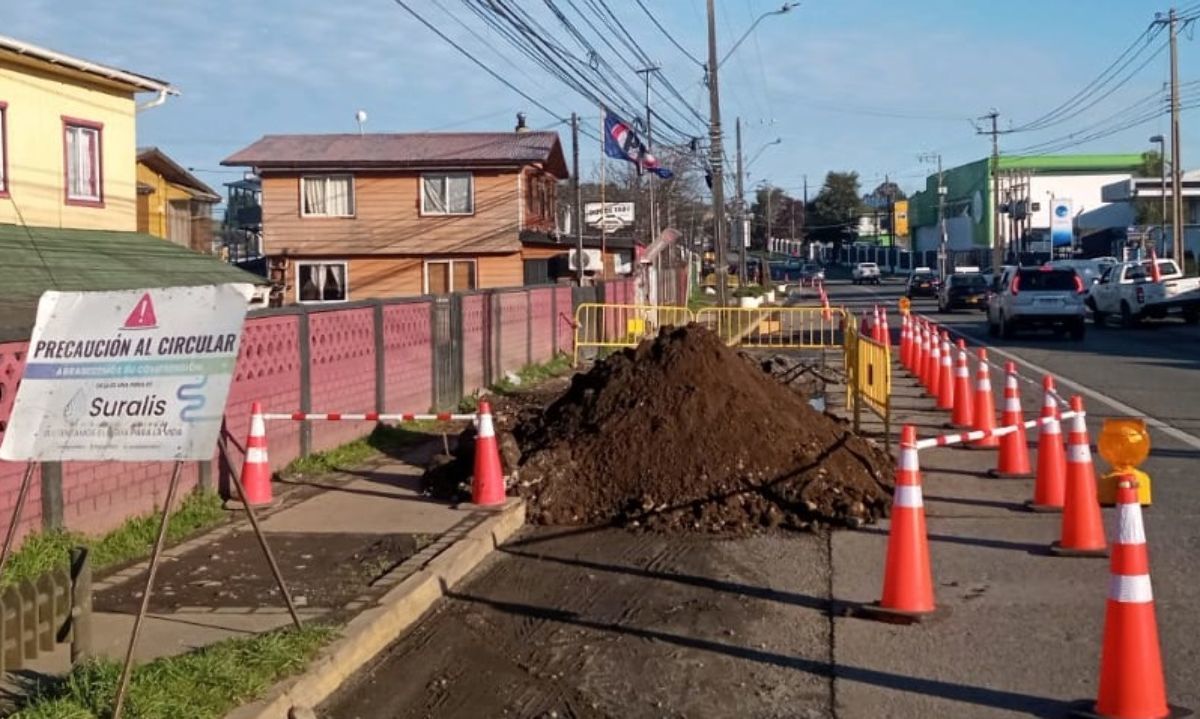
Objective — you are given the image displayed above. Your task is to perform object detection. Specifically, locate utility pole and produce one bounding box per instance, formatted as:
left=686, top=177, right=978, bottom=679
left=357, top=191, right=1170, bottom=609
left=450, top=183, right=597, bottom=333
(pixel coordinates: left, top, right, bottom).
left=802, top=174, right=808, bottom=256
left=920, top=152, right=948, bottom=277
left=636, top=65, right=661, bottom=246
left=705, top=0, right=728, bottom=306
left=885, top=173, right=894, bottom=249
left=978, top=110, right=1004, bottom=271
left=766, top=183, right=773, bottom=254
left=571, top=112, right=583, bottom=285
left=736, top=117, right=747, bottom=285
left=1169, top=8, right=1185, bottom=268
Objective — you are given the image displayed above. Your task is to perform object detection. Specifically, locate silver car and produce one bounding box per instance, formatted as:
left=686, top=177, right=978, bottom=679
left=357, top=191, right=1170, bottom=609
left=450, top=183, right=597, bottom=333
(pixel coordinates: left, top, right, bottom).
left=987, top=266, right=1088, bottom=340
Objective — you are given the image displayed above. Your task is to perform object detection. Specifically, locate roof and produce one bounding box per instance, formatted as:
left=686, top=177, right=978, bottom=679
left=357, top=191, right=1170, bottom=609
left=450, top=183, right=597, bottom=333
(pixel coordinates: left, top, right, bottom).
left=222, top=132, right=570, bottom=178
left=0, top=223, right=265, bottom=341
left=996, top=153, right=1144, bottom=173
left=0, top=33, right=175, bottom=93
left=137, top=147, right=221, bottom=202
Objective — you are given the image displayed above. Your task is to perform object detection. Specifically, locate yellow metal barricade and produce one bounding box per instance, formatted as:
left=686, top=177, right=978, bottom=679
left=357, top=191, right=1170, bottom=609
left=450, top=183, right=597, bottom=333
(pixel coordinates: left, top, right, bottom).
left=573, top=304, right=694, bottom=364
left=694, top=306, right=849, bottom=349
left=845, top=324, right=892, bottom=446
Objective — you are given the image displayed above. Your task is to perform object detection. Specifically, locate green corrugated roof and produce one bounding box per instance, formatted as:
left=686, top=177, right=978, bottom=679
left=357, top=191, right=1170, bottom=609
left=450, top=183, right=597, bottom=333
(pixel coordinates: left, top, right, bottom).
left=0, top=223, right=265, bottom=340
left=997, top=153, right=1144, bottom=172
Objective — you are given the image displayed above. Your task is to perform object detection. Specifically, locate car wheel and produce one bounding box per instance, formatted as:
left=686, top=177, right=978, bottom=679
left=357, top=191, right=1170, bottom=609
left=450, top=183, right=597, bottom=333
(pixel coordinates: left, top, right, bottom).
left=1070, top=320, right=1086, bottom=341
left=1000, top=312, right=1016, bottom=339
left=1092, top=309, right=1107, bottom=326
left=1184, top=307, right=1200, bottom=325
left=1120, top=301, right=1138, bottom=328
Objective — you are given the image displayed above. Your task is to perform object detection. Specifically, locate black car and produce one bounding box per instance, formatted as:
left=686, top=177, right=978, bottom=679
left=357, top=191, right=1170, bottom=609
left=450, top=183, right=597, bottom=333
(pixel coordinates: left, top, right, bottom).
left=905, top=269, right=940, bottom=298
left=938, top=272, right=990, bottom=312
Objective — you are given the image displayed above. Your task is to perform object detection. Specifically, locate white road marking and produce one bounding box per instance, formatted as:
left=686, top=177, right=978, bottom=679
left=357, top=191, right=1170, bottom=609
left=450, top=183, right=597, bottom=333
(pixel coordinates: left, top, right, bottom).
left=837, top=279, right=1200, bottom=451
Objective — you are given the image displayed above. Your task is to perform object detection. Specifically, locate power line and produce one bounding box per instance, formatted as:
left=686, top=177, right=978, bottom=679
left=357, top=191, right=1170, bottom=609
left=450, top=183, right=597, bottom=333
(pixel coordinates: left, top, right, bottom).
left=632, top=0, right=703, bottom=66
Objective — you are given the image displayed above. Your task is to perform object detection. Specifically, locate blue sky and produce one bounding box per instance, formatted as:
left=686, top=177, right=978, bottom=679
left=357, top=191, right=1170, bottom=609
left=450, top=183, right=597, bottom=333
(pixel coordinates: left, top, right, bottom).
left=3, top=0, right=1197, bottom=199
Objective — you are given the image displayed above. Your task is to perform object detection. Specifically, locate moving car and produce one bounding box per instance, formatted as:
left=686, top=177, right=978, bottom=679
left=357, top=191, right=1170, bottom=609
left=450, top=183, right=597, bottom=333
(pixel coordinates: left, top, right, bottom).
left=937, top=268, right=989, bottom=312
left=852, top=262, right=881, bottom=285
left=1045, top=258, right=1117, bottom=288
left=905, top=267, right=940, bottom=298
left=1086, top=257, right=1200, bottom=326
left=987, top=266, right=1087, bottom=340
left=799, top=262, right=826, bottom=285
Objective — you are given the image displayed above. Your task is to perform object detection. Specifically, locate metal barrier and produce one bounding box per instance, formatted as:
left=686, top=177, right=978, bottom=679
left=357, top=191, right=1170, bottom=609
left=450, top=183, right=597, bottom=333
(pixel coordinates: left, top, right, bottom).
left=572, top=303, right=695, bottom=364
left=846, top=324, right=891, bottom=445
left=694, top=305, right=848, bottom=349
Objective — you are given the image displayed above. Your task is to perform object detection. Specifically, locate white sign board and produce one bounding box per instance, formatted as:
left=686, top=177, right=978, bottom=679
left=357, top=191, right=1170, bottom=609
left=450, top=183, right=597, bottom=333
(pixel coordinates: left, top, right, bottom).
left=0, top=285, right=252, bottom=462
left=1050, top=198, right=1073, bottom=247
left=584, top=202, right=635, bottom=226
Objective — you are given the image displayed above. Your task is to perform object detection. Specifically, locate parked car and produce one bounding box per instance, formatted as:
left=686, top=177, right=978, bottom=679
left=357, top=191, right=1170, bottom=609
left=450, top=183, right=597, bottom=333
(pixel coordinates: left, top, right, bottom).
left=937, top=270, right=989, bottom=312
left=1045, top=258, right=1117, bottom=288
left=799, top=262, right=825, bottom=284
left=852, top=262, right=881, bottom=285
left=1086, top=258, right=1200, bottom=326
left=987, top=266, right=1087, bottom=340
left=905, top=268, right=940, bottom=298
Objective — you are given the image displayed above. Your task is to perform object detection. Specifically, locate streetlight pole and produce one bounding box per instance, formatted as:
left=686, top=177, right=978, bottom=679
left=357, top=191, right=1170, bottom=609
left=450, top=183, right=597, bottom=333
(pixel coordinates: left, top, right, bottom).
left=706, top=0, right=728, bottom=306
left=736, top=117, right=747, bottom=285
left=920, top=152, right=947, bottom=277
left=719, top=3, right=800, bottom=69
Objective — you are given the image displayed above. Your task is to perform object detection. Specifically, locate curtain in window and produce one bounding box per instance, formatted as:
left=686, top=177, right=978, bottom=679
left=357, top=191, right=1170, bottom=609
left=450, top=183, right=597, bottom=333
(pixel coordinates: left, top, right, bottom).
left=323, top=264, right=346, bottom=300
left=423, top=176, right=447, bottom=213
left=448, top=175, right=472, bottom=213
left=303, top=178, right=326, bottom=215
left=325, top=177, right=351, bottom=216
left=66, top=127, right=98, bottom=200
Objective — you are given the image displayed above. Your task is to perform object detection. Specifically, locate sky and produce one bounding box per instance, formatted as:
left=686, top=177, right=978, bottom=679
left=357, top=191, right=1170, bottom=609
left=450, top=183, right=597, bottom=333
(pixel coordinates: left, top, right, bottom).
left=3, top=0, right=1198, bottom=201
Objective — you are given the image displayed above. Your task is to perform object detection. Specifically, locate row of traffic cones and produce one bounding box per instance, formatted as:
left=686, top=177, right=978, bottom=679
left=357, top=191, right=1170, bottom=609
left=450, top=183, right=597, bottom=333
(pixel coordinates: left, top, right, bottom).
left=238, top=400, right=507, bottom=507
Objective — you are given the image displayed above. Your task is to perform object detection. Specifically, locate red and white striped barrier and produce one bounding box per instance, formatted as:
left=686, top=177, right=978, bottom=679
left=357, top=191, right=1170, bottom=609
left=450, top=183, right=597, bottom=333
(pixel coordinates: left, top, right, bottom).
left=262, top=411, right=477, bottom=422
left=915, top=410, right=1083, bottom=451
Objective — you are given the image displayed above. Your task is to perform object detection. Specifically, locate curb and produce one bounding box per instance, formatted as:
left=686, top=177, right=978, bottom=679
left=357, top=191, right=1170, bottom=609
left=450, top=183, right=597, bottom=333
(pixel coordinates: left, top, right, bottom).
left=225, top=498, right=526, bottom=719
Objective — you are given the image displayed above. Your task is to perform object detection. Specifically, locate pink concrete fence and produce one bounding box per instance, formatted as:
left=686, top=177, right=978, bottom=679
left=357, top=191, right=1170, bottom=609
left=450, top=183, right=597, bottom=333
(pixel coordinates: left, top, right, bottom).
left=0, top=275, right=663, bottom=544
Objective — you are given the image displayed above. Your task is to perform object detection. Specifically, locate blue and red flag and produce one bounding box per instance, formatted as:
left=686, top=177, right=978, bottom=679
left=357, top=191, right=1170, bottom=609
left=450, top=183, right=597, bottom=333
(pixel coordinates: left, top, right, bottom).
left=603, top=111, right=673, bottom=179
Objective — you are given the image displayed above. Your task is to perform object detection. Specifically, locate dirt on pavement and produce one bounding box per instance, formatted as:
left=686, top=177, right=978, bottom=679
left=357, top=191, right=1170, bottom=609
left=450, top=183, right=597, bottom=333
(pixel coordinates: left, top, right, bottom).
left=319, top=526, right=833, bottom=719
left=427, top=325, right=893, bottom=533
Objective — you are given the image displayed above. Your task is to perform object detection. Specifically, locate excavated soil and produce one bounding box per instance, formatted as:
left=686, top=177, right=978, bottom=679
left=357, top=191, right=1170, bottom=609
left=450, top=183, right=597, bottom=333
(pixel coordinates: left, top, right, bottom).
left=426, top=325, right=892, bottom=533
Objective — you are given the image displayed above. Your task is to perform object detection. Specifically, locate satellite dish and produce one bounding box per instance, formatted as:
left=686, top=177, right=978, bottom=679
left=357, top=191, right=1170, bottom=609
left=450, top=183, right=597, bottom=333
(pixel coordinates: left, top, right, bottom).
left=355, top=110, right=368, bottom=135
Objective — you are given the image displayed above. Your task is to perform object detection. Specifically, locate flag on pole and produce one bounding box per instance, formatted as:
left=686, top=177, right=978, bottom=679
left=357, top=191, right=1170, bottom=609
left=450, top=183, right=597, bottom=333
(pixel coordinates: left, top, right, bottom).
left=602, top=110, right=674, bottom=179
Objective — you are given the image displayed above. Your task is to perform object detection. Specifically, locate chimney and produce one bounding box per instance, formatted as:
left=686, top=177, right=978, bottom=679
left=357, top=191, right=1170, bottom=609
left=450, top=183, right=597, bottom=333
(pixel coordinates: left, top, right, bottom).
left=515, top=112, right=528, bottom=133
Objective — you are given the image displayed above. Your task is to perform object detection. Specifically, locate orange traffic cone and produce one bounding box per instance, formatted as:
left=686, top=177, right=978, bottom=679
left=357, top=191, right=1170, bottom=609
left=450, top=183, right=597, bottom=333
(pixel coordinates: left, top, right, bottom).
left=1086, top=479, right=1181, bottom=719
left=1150, top=247, right=1163, bottom=283
left=950, top=340, right=974, bottom=429
left=240, top=401, right=273, bottom=506
left=872, top=306, right=883, bottom=343
left=971, top=349, right=999, bottom=449
left=471, top=400, right=506, bottom=506
left=1051, top=396, right=1107, bottom=557
left=881, top=310, right=892, bottom=350
left=919, top=322, right=933, bottom=388
left=900, top=314, right=911, bottom=370
left=1029, top=376, right=1067, bottom=512
left=936, top=332, right=954, bottom=411
left=990, top=362, right=1032, bottom=478
left=913, top=321, right=927, bottom=383
left=876, top=424, right=935, bottom=619
left=820, top=286, right=833, bottom=322
left=927, top=331, right=942, bottom=399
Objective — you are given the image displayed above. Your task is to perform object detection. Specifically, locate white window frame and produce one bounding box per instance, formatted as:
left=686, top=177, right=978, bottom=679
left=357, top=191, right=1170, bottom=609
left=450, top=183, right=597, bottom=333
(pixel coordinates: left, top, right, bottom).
left=299, top=174, right=355, bottom=218
left=295, top=261, right=350, bottom=303
left=420, top=172, right=475, bottom=216
left=423, top=259, right=478, bottom=294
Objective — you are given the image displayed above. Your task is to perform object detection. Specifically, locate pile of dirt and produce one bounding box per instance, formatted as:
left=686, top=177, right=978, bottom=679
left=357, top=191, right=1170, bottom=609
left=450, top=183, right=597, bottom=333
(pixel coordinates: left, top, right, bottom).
left=425, top=325, right=893, bottom=533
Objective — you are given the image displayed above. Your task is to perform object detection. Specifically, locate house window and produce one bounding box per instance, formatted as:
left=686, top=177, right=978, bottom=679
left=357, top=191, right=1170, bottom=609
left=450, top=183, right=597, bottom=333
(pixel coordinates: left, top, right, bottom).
left=301, top=175, right=354, bottom=217
left=424, top=259, right=477, bottom=294
left=64, top=118, right=103, bottom=205
left=296, top=261, right=348, bottom=303
left=0, top=102, right=7, bottom=196
left=421, top=173, right=474, bottom=215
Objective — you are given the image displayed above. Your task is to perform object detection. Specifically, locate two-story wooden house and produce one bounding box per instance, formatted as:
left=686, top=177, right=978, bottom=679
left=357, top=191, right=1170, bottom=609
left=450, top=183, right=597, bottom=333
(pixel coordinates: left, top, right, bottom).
left=222, top=124, right=573, bottom=302
left=136, top=146, right=221, bottom=253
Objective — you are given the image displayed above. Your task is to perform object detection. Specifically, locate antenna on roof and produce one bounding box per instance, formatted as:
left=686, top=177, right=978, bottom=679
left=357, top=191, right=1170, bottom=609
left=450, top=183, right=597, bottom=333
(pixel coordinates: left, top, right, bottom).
left=355, top=109, right=368, bottom=136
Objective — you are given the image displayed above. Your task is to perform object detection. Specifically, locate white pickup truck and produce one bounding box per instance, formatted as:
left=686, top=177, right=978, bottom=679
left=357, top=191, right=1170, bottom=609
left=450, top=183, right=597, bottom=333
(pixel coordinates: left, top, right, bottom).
left=852, top=262, right=881, bottom=285
left=1086, top=258, right=1200, bottom=326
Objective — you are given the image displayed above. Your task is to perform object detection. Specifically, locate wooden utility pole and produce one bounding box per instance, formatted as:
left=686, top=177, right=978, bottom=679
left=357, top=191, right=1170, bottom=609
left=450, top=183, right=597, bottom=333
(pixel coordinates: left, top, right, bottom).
left=571, top=112, right=583, bottom=284
left=1169, top=8, right=1185, bottom=267
left=979, top=110, right=1004, bottom=271
left=736, top=116, right=747, bottom=284
left=706, top=0, right=728, bottom=306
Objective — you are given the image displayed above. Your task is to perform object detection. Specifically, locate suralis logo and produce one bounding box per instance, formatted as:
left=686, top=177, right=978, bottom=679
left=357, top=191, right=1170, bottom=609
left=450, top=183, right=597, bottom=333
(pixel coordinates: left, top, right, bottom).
left=90, top=395, right=168, bottom=417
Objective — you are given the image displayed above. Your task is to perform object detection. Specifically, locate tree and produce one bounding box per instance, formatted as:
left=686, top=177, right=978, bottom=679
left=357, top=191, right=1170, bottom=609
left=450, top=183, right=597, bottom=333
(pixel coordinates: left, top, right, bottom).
left=749, top=185, right=794, bottom=247
left=865, top=180, right=907, bottom=206
left=1134, top=150, right=1169, bottom=227
left=809, top=171, right=866, bottom=254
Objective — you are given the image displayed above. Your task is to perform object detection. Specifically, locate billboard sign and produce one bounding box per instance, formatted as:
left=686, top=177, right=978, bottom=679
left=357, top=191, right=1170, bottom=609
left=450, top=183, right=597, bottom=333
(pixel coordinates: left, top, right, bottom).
left=1050, top=198, right=1074, bottom=247
left=0, top=285, right=252, bottom=462
left=894, top=200, right=909, bottom=237
left=584, top=202, right=635, bottom=227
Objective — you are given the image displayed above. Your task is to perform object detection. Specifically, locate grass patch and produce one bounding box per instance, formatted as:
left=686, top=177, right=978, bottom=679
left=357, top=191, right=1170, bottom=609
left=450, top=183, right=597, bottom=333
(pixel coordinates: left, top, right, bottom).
left=0, top=492, right=226, bottom=589
left=283, top=421, right=440, bottom=476
left=460, top=353, right=574, bottom=410
left=12, top=624, right=334, bottom=719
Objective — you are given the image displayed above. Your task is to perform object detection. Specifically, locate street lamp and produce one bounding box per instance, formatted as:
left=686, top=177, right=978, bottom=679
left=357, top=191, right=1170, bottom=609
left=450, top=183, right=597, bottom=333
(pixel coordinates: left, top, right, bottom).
left=719, top=3, right=800, bottom=69
left=1150, top=134, right=1167, bottom=254
left=747, top=137, right=782, bottom=172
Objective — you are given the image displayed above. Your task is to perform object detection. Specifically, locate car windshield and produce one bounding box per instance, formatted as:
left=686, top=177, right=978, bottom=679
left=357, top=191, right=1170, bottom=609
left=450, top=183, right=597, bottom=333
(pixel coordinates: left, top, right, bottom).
left=1018, top=269, right=1077, bottom=291
left=859, top=263, right=877, bottom=269
left=954, top=274, right=987, bottom=288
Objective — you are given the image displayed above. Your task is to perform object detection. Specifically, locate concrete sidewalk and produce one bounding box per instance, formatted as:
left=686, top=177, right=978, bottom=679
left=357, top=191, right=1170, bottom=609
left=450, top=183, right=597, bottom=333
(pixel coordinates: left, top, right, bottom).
left=831, top=355, right=1200, bottom=717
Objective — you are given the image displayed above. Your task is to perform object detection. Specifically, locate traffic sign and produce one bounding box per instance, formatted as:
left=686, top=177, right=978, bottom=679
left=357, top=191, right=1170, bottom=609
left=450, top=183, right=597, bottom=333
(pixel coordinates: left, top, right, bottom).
left=899, top=296, right=911, bottom=314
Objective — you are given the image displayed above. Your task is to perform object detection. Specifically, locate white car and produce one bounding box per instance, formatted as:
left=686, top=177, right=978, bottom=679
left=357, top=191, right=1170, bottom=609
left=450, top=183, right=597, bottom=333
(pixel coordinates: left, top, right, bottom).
left=987, top=265, right=1088, bottom=340
left=1086, top=258, right=1200, bottom=326
left=852, top=262, right=881, bottom=285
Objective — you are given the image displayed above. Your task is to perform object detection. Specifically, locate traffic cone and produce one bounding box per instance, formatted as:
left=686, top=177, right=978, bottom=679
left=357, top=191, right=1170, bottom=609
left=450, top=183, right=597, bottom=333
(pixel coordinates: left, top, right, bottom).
left=876, top=424, right=936, bottom=619
left=1051, top=396, right=1107, bottom=557
left=881, top=309, right=892, bottom=350
left=872, top=306, right=884, bottom=343
left=1087, top=479, right=1180, bottom=719
left=913, top=321, right=927, bottom=383
left=950, top=340, right=974, bottom=429
left=927, top=330, right=942, bottom=399
left=900, top=314, right=911, bottom=370
left=990, top=362, right=1032, bottom=478
left=1029, top=376, right=1067, bottom=512
left=239, top=401, right=273, bottom=506
left=820, top=286, right=833, bottom=321
left=936, top=332, right=954, bottom=411
left=1150, top=247, right=1163, bottom=283
left=970, top=349, right=999, bottom=449
left=471, top=400, right=506, bottom=506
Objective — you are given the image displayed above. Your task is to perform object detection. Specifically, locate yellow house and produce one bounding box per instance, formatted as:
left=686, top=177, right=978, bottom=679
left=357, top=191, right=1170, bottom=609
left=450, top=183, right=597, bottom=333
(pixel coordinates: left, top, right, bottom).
left=136, top=146, right=220, bottom=252
left=0, top=33, right=176, bottom=231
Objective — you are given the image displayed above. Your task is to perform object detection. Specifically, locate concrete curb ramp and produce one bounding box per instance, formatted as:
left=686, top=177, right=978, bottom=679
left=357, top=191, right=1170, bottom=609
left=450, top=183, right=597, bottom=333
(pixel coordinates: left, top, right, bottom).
left=225, top=499, right=527, bottom=719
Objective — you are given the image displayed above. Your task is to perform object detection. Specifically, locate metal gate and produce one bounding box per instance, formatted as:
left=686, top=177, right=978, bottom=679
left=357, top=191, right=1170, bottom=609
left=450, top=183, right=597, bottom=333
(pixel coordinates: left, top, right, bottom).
left=431, top=295, right=464, bottom=411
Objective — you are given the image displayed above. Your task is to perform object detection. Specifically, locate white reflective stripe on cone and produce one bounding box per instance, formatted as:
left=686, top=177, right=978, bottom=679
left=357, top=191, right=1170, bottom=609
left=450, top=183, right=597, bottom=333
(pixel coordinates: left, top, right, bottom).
left=1117, top=510, right=1147, bottom=545
left=894, top=485, right=924, bottom=508
left=956, top=367, right=970, bottom=378
left=1067, top=444, right=1091, bottom=462
left=1043, top=419, right=1061, bottom=435
left=478, top=413, right=496, bottom=438
left=899, top=448, right=920, bottom=471
left=1108, top=574, right=1153, bottom=603
left=246, top=447, right=269, bottom=464
left=251, top=415, right=266, bottom=436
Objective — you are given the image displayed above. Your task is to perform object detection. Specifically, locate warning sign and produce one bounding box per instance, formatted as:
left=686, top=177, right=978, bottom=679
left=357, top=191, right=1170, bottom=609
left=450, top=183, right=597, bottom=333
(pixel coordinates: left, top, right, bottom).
left=0, top=285, right=252, bottom=462
left=898, top=297, right=911, bottom=314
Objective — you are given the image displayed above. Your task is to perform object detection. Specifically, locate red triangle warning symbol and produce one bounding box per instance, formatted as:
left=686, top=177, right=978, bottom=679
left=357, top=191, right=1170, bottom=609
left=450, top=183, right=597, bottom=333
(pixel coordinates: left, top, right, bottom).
left=123, top=293, right=158, bottom=330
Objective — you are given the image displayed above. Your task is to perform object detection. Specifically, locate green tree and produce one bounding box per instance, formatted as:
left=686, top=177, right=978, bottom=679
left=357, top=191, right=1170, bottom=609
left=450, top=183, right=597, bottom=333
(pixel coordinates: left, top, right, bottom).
left=749, top=185, right=793, bottom=246
left=1134, top=150, right=1169, bottom=226
left=809, top=171, right=866, bottom=253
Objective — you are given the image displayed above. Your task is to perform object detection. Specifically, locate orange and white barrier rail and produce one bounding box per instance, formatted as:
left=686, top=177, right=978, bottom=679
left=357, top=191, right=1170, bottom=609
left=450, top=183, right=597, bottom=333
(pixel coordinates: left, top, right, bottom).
left=262, top=411, right=477, bottom=422
left=914, top=410, right=1082, bottom=450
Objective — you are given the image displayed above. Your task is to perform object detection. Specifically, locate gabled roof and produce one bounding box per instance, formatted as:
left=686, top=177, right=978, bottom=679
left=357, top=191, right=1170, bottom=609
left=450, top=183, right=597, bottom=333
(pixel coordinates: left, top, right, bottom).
left=137, top=147, right=221, bottom=202
left=0, top=33, right=175, bottom=94
left=222, top=131, right=570, bottom=178
left=0, top=223, right=265, bottom=341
